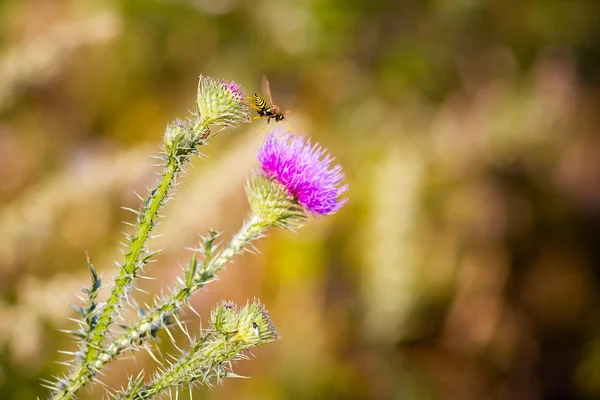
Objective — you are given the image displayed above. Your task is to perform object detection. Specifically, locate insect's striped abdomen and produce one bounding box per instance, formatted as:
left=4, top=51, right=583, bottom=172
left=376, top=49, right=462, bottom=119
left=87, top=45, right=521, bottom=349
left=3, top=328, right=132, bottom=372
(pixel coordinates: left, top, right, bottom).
left=253, top=93, right=268, bottom=115
left=252, top=86, right=286, bottom=124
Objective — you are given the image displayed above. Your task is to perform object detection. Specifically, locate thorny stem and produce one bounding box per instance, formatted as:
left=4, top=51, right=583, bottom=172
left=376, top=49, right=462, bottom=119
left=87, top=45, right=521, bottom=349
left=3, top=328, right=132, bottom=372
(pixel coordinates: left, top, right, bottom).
left=53, top=124, right=208, bottom=400
left=120, top=334, right=214, bottom=400
left=120, top=296, right=279, bottom=400
left=77, top=215, right=266, bottom=392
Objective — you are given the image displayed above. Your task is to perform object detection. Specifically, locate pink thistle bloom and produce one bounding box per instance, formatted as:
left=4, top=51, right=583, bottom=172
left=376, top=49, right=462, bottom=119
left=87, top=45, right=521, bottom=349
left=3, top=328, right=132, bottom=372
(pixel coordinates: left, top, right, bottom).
left=258, top=130, right=348, bottom=216
left=221, top=80, right=245, bottom=103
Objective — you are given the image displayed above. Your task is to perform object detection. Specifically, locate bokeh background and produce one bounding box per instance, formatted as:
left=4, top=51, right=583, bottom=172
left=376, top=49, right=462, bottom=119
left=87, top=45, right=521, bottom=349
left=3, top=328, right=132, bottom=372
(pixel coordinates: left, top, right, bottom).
left=2, top=1, right=600, bottom=399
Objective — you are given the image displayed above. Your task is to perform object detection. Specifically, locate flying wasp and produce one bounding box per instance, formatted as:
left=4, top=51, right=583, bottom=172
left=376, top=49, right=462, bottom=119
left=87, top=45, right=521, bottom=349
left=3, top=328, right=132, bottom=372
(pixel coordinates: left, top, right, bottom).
left=250, top=74, right=289, bottom=125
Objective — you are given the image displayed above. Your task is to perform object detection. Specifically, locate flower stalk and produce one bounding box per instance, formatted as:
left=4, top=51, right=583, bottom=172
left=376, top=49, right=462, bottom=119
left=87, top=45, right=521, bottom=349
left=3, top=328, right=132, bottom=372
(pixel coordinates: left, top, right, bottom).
left=85, top=208, right=293, bottom=377
left=51, top=76, right=250, bottom=400
left=53, top=121, right=208, bottom=400
left=118, top=301, right=279, bottom=400
left=63, top=174, right=310, bottom=389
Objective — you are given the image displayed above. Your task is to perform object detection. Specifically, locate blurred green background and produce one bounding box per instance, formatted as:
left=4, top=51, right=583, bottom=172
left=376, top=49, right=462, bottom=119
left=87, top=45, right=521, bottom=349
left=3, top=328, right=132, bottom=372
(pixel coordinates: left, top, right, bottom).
left=2, top=0, right=600, bottom=399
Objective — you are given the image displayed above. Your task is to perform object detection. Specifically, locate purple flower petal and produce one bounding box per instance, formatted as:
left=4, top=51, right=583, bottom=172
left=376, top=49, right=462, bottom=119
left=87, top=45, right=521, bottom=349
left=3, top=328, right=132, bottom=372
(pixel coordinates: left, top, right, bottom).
left=257, top=130, right=348, bottom=215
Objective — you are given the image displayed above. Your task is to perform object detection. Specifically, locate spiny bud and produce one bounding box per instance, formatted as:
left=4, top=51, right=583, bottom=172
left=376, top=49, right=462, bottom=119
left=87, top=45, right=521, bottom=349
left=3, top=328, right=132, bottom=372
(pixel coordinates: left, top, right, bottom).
left=195, top=75, right=250, bottom=129
left=163, top=119, right=193, bottom=152
left=211, top=300, right=238, bottom=336
left=120, top=301, right=280, bottom=398
left=234, top=300, right=280, bottom=344
left=210, top=300, right=279, bottom=348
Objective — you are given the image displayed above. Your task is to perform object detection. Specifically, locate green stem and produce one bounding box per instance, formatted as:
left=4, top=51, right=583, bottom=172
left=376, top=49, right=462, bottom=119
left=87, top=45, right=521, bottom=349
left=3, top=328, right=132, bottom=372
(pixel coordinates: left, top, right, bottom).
left=52, top=136, right=202, bottom=400
left=82, top=215, right=267, bottom=384
left=91, top=155, right=178, bottom=345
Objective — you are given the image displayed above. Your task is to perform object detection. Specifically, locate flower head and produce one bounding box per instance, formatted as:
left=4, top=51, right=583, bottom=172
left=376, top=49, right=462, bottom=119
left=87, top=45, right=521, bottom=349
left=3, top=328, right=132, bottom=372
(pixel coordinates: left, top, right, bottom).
left=257, top=130, right=348, bottom=215
left=211, top=300, right=280, bottom=345
left=196, top=75, right=250, bottom=129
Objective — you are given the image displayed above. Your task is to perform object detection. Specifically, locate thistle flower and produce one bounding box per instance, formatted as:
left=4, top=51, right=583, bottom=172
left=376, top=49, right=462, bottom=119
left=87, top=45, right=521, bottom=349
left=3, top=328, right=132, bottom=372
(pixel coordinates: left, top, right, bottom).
left=257, top=130, right=348, bottom=215
left=195, top=75, right=250, bottom=129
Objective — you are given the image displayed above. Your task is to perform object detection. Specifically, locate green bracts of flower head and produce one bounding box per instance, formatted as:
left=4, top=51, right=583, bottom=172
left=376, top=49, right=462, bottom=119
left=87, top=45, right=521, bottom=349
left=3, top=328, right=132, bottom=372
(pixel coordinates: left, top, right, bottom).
left=246, top=175, right=307, bottom=229
left=211, top=300, right=280, bottom=345
left=196, top=75, right=250, bottom=129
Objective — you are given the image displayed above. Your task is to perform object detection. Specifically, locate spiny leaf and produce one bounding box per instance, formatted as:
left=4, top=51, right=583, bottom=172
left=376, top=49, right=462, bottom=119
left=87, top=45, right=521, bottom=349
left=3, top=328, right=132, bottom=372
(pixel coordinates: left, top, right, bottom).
left=203, top=230, right=219, bottom=265
left=88, top=259, right=101, bottom=293
left=70, top=304, right=85, bottom=316
left=185, top=253, right=198, bottom=289
left=141, top=250, right=160, bottom=264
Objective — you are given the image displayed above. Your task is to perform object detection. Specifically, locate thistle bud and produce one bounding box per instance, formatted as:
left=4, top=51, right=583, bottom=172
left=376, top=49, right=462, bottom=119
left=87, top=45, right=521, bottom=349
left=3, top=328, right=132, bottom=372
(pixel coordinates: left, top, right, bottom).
left=237, top=300, right=280, bottom=344
left=195, top=75, right=250, bottom=130
left=211, top=300, right=280, bottom=345
left=163, top=119, right=193, bottom=152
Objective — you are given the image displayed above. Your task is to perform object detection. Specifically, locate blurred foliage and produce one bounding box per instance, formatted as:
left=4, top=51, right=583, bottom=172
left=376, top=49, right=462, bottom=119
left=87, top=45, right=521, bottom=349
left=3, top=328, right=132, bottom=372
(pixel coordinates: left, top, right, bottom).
left=2, top=0, right=600, bottom=399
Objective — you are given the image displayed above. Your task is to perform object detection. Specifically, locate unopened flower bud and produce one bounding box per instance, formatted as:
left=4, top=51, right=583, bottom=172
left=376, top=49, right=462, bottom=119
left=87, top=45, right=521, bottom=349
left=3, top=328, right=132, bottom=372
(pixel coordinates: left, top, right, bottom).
left=196, top=75, right=250, bottom=130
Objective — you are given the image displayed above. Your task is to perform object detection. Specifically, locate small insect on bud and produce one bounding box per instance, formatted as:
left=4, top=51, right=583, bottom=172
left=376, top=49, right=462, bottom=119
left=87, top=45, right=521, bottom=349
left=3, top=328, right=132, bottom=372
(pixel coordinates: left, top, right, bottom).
left=212, top=300, right=279, bottom=346
left=240, top=301, right=280, bottom=344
